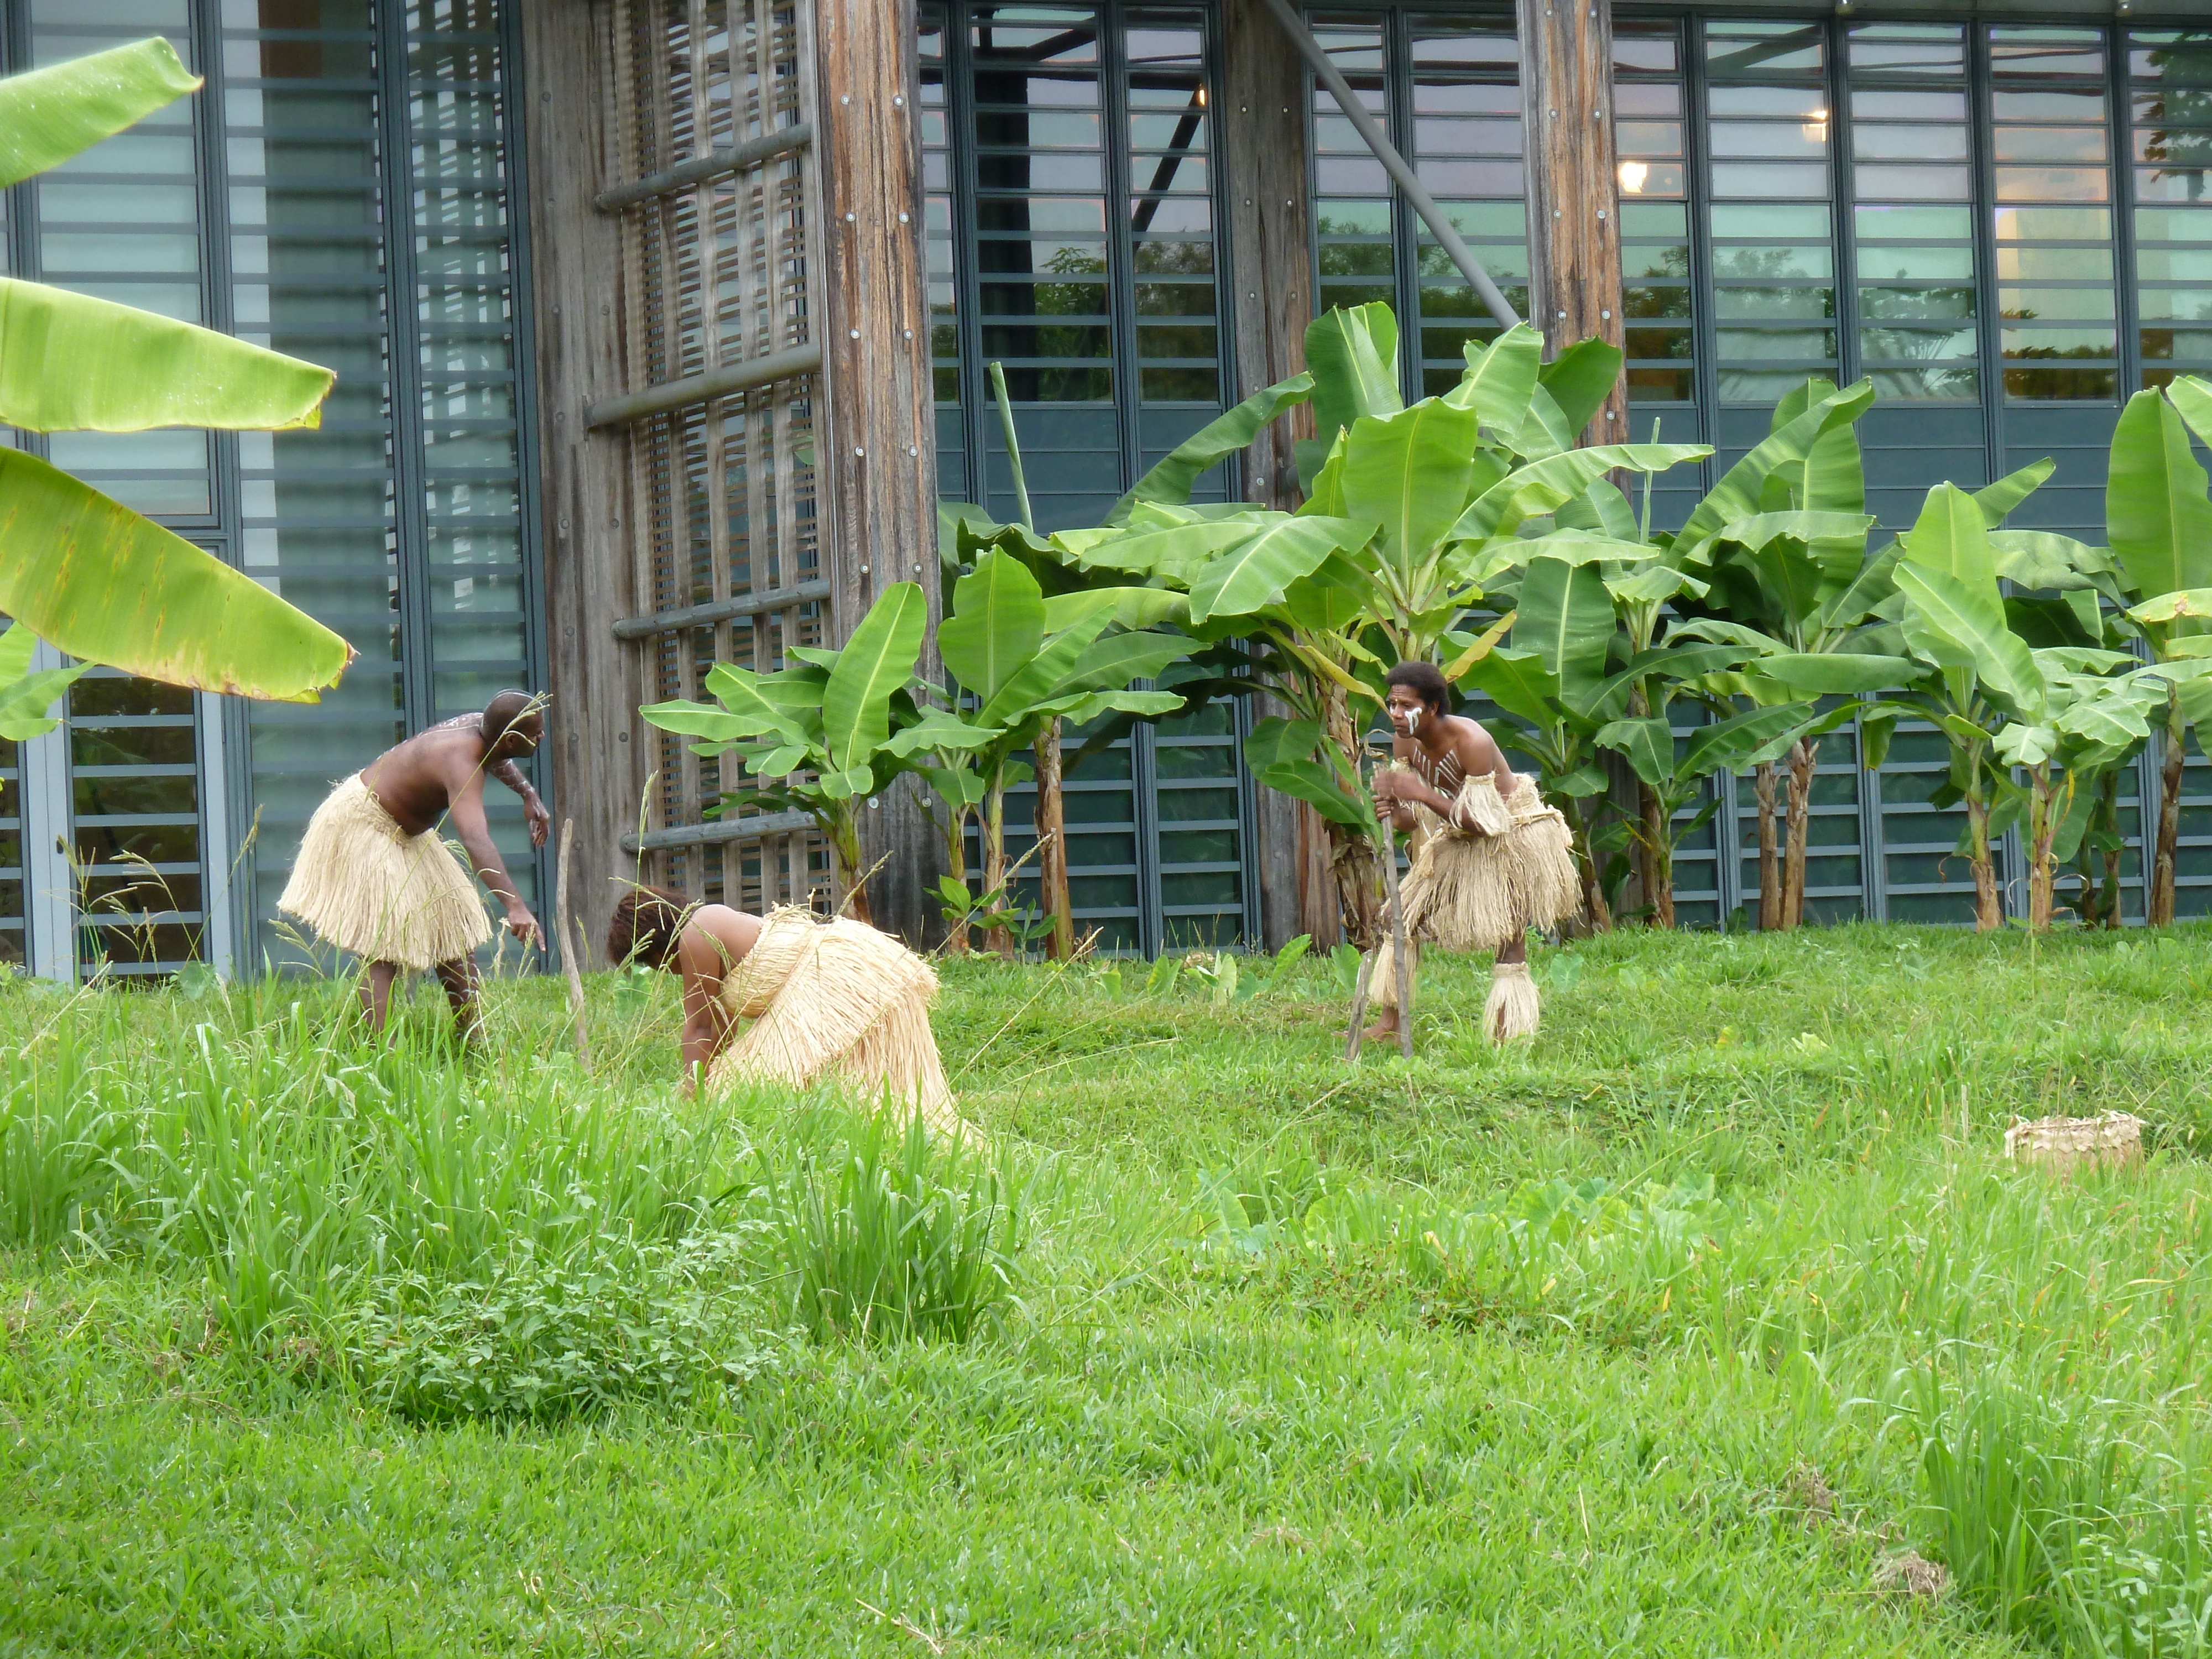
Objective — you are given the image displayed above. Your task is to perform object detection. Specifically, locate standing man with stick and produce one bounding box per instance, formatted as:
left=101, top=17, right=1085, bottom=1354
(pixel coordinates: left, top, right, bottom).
left=280, top=691, right=550, bottom=1041
left=1361, top=663, right=1581, bottom=1044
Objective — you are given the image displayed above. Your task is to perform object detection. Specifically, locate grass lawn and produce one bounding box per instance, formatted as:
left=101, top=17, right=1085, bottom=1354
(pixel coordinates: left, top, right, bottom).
left=6, top=924, right=2212, bottom=1655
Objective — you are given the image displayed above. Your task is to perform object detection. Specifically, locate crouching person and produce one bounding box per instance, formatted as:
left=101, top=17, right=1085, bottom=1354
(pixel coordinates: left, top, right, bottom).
left=608, top=888, right=962, bottom=1133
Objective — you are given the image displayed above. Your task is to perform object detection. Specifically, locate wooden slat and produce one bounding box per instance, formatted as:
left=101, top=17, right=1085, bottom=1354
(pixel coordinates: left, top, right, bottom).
left=621, top=810, right=814, bottom=854
left=594, top=122, right=813, bottom=211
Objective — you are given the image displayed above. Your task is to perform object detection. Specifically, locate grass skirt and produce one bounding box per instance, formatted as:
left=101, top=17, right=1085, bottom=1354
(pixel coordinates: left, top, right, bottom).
left=1368, top=773, right=1579, bottom=1011
left=709, top=908, right=962, bottom=1134
left=278, top=774, right=492, bottom=972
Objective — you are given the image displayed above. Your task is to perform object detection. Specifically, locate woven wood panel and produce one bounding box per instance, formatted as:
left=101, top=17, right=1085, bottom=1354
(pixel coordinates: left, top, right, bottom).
left=610, top=0, right=828, bottom=910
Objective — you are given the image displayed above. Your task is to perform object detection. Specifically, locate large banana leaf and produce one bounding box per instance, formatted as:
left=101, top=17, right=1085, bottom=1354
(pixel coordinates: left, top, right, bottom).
left=1516, top=555, right=1614, bottom=696
left=1187, top=514, right=1374, bottom=623
left=646, top=667, right=809, bottom=748
left=1681, top=702, right=1816, bottom=778
left=1595, top=716, right=1674, bottom=788
left=1443, top=325, right=1541, bottom=432
left=1043, top=630, right=1193, bottom=701
left=1041, top=586, right=1189, bottom=633
left=2170, top=376, right=2212, bottom=449
left=1298, top=304, right=1401, bottom=487
left=940, top=550, right=1045, bottom=705
left=1672, top=380, right=1874, bottom=557
left=2128, top=588, right=2212, bottom=627
left=975, top=613, right=1111, bottom=728
left=2109, top=388, right=2212, bottom=603
left=1755, top=652, right=1917, bottom=695
left=822, top=581, right=925, bottom=773
left=0, top=37, right=199, bottom=189
left=1106, top=371, right=1314, bottom=524
left=1536, top=338, right=1626, bottom=437
left=1063, top=517, right=1256, bottom=581
left=1768, top=377, right=1865, bottom=514
left=1895, top=563, right=2045, bottom=717
left=1971, top=458, right=2056, bottom=527
left=1248, top=716, right=1373, bottom=828
left=1989, top=530, right=2112, bottom=592
left=879, top=707, right=1004, bottom=759
left=1338, top=400, right=1481, bottom=579
left=0, top=449, right=350, bottom=701
left=1460, top=648, right=1565, bottom=731
left=1900, top=482, right=2002, bottom=596
left=0, top=624, right=93, bottom=740
left=0, top=280, right=332, bottom=433
left=1448, top=444, right=1712, bottom=542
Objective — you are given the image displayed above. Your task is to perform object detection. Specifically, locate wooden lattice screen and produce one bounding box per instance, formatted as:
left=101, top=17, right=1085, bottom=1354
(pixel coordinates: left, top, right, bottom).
left=601, top=0, right=830, bottom=910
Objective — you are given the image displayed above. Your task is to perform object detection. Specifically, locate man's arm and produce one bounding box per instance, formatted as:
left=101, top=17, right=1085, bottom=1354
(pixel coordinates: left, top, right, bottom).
left=445, top=774, right=544, bottom=948
left=490, top=756, right=550, bottom=847
left=676, top=956, right=732, bottom=1097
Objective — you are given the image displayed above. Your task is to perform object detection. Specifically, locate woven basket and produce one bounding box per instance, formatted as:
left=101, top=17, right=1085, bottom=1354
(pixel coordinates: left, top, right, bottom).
left=2003, top=1112, right=2143, bottom=1174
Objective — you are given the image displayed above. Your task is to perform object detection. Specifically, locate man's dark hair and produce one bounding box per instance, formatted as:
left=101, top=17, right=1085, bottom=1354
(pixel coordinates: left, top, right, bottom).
left=1385, top=660, right=1451, bottom=712
left=482, top=689, right=544, bottom=748
left=607, top=884, right=692, bottom=969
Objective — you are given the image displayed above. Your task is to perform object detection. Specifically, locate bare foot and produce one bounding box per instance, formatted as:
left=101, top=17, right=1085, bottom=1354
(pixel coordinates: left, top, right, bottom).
left=1360, top=1016, right=1400, bottom=1042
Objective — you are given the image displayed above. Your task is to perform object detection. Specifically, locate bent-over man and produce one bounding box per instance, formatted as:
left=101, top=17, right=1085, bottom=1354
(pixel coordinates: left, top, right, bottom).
left=280, top=690, right=549, bottom=1038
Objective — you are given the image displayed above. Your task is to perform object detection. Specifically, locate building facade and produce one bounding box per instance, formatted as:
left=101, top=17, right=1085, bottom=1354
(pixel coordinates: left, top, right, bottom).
left=3, top=0, right=2208, bottom=977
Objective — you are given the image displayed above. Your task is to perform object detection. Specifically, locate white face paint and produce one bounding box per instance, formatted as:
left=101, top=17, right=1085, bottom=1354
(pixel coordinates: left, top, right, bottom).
left=1402, top=705, right=1422, bottom=735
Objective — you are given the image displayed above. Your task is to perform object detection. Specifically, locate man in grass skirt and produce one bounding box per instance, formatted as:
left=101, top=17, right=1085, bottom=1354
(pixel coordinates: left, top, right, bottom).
left=279, top=691, right=550, bottom=1039
left=1363, top=662, right=1581, bottom=1044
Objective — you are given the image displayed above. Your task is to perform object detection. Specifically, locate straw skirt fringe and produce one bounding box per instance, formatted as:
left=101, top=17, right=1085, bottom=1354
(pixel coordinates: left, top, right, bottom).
left=708, top=908, right=962, bottom=1135
left=1367, top=773, right=1579, bottom=1012
left=278, top=773, right=492, bottom=972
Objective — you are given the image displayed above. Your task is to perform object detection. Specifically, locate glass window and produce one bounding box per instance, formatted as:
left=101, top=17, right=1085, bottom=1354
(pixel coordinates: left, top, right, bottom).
left=2131, top=30, right=2212, bottom=393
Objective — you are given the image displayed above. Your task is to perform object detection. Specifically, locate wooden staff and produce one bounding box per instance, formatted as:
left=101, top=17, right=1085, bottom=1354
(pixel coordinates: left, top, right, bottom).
left=1343, top=944, right=1378, bottom=1061
left=1377, top=758, right=1415, bottom=1058
left=556, top=818, right=591, bottom=1068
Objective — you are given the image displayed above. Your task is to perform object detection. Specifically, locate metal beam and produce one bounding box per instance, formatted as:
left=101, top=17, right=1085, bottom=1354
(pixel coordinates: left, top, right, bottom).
left=619, top=811, right=816, bottom=856
left=594, top=122, right=815, bottom=212
left=611, top=578, right=834, bottom=640
left=1254, top=0, right=1521, bottom=332
left=583, top=341, right=824, bottom=430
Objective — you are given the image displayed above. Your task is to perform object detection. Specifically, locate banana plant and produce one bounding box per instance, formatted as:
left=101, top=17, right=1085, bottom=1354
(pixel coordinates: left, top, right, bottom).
left=923, top=544, right=1193, bottom=954
left=639, top=583, right=989, bottom=926
left=0, top=38, right=349, bottom=723
left=2101, top=377, right=2212, bottom=925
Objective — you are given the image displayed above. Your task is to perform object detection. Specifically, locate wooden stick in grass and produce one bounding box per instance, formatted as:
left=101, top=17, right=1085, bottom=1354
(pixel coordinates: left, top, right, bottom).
left=556, top=818, right=590, bottom=1068
left=1343, top=945, right=1378, bottom=1061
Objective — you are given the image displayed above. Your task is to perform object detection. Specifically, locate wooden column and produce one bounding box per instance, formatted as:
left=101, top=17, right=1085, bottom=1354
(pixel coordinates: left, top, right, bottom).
left=1517, top=0, right=1628, bottom=441
left=520, top=0, right=648, bottom=967
left=1223, top=0, right=1335, bottom=950
left=814, top=0, right=946, bottom=945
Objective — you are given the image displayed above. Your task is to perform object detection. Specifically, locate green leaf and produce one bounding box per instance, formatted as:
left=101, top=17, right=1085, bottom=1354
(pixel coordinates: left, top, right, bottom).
left=0, top=37, right=199, bottom=189
left=677, top=670, right=810, bottom=745
left=1508, top=382, right=1575, bottom=461
left=0, top=626, right=93, bottom=740
left=1300, top=304, right=1401, bottom=487
left=1046, top=688, right=1186, bottom=726
left=0, top=279, right=332, bottom=434
left=1459, top=647, right=1565, bottom=731
left=1444, top=324, right=1541, bottom=433
left=880, top=708, right=1004, bottom=759
left=940, top=550, right=1045, bottom=706
left=1339, top=400, right=1483, bottom=580
left=1971, top=457, right=2056, bottom=527
left=1515, top=555, right=1615, bottom=695
left=1673, top=381, right=1875, bottom=557
left=1107, top=371, right=1314, bottom=523
left=1536, top=337, right=1625, bottom=436
left=1768, top=377, right=1866, bottom=514
left=1254, top=757, right=1372, bottom=828
left=1755, top=653, right=1917, bottom=695
left=1188, top=515, right=1374, bottom=623
left=1994, top=723, right=2057, bottom=768
left=2169, top=375, right=2212, bottom=450
left=1900, top=482, right=2002, bottom=597
left=2128, top=588, right=2212, bottom=628
left=744, top=743, right=810, bottom=779
left=1246, top=715, right=1324, bottom=773
left=1895, top=562, right=2046, bottom=716
left=0, top=448, right=351, bottom=701
left=821, top=582, right=925, bottom=771
left=975, top=613, right=1110, bottom=728
left=1680, top=702, right=1817, bottom=778
left=1989, top=530, right=2113, bottom=592
left=1065, top=517, right=1258, bottom=582
left=2109, top=388, right=2212, bottom=603
left=1045, top=630, right=1194, bottom=701
left=1597, top=716, right=1676, bottom=788
left=1449, top=444, right=1713, bottom=542
left=1860, top=707, right=1900, bottom=770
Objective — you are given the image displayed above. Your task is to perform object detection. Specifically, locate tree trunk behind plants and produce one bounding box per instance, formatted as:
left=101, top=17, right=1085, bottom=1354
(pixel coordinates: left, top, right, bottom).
left=1783, top=736, right=1818, bottom=928
left=937, top=804, right=973, bottom=955
left=1966, top=790, right=2002, bottom=931
left=2152, top=691, right=2184, bottom=926
left=830, top=813, right=875, bottom=927
left=1321, top=680, right=1385, bottom=948
left=2100, top=769, right=2124, bottom=930
left=1033, top=718, right=1075, bottom=959
left=1560, top=795, right=1613, bottom=933
left=1754, top=759, right=1781, bottom=931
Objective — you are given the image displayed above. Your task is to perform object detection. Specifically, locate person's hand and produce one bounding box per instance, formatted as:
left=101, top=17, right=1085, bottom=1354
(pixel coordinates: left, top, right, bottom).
left=1371, top=768, right=1400, bottom=805
left=524, top=791, right=550, bottom=847
left=505, top=905, right=545, bottom=950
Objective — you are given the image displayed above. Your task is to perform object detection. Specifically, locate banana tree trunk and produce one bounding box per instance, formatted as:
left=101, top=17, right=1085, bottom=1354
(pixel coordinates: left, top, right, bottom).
left=1034, top=717, right=1075, bottom=959
left=827, top=807, right=874, bottom=927
left=1965, top=785, right=2002, bottom=932
left=1559, top=794, right=1613, bottom=933
left=2152, top=689, right=2184, bottom=927
left=1754, top=759, right=1781, bottom=931
left=938, top=802, right=973, bottom=956
left=2099, top=769, right=2123, bottom=930
left=2027, top=764, right=2058, bottom=933
left=1642, top=787, right=1675, bottom=929
left=982, top=777, right=1014, bottom=958
left=1783, top=736, right=1818, bottom=929
left=1321, top=680, right=1385, bottom=950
